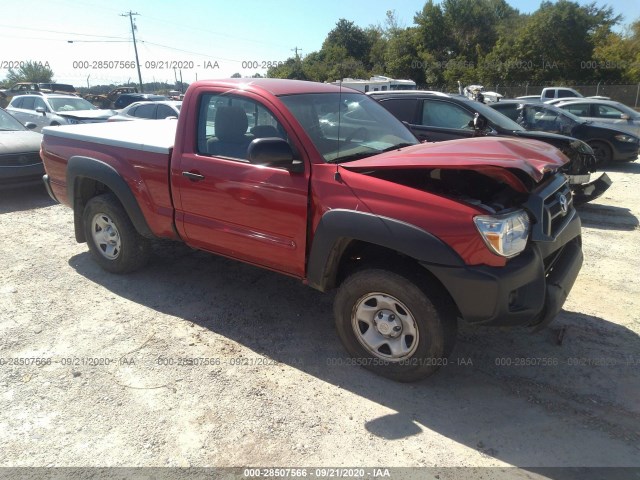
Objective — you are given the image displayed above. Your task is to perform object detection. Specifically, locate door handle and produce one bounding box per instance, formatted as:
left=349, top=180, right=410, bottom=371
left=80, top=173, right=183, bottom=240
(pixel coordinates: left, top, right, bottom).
left=182, top=171, right=205, bottom=181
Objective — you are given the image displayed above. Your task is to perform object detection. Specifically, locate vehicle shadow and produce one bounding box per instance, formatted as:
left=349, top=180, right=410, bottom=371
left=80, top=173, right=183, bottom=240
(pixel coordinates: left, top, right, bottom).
left=576, top=204, right=639, bottom=231
left=0, top=183, right=55, bottom=214
left=604, top=161, right=640, bottom=174
left=68, top=244, right=640, bottom=472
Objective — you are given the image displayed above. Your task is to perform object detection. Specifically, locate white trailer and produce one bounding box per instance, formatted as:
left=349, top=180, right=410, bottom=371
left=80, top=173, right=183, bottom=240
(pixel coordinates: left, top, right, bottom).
left=332, top=76, right=416, bottom=93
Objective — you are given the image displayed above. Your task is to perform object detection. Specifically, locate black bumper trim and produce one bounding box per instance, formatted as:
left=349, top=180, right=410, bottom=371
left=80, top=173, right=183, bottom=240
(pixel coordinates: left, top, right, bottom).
left=425, top=214, right=583, bottom=327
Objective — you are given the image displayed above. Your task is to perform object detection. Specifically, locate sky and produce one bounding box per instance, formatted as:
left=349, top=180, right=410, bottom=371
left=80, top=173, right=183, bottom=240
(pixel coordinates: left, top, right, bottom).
left=1, top=0, right=638, bottom=88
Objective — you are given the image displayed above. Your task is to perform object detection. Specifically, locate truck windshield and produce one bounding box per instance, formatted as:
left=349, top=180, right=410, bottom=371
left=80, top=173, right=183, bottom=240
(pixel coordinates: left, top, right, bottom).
left=279, top=93, right=418, bottom=163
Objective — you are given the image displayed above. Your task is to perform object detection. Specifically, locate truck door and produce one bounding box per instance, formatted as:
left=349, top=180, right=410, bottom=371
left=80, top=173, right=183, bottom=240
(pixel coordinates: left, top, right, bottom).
left=172, top=92, right=309, bottom=278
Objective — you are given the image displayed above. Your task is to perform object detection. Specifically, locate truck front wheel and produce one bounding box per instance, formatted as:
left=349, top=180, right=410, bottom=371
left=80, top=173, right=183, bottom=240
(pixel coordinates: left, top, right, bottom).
left=83, top=193, right=151, bottom=273
left=334, top=268, right=457, bottom=382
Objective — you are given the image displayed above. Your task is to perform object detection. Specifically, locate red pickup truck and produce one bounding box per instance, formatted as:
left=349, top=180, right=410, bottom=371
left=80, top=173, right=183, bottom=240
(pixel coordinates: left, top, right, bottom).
left=40, top=79, right=583, bottom=381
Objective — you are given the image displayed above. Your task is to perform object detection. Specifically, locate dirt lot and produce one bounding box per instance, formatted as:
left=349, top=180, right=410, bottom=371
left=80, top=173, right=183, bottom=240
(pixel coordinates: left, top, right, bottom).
left=1, top=162, right=639, bottom=478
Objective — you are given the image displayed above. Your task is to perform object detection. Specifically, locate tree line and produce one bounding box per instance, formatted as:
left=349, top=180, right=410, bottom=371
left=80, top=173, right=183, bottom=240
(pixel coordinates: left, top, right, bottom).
left=267, top=0, right=640, bottom=89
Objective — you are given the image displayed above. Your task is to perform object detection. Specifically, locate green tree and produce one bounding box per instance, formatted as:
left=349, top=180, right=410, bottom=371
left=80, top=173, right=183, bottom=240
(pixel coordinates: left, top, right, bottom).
left=6, top=61, right=54, bottom=83
left=323, top=19, right=371, bottom=62
left=502, top=0, right=620, bottom=83
left=593, top=19, right=640, bottom=82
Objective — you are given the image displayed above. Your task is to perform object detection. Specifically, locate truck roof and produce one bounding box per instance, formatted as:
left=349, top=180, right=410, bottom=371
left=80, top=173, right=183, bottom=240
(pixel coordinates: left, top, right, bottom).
left=190, top=78, right=357, bottom=96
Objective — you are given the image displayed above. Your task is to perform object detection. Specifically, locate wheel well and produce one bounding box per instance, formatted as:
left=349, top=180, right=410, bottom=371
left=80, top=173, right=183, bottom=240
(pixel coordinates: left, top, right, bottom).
left=332, top=240, right=461, bottom=318
left=73, top=177, right=114, bottom=242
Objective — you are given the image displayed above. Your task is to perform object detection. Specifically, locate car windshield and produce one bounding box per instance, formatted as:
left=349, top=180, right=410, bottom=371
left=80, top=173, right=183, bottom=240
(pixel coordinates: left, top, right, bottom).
left=279, top=93, right=417, bottom=163
left=0, top=109, right=26, bottom=131
left=471, top=100, right=526, bottom=131
left=48, top=97, right=97, bottom=112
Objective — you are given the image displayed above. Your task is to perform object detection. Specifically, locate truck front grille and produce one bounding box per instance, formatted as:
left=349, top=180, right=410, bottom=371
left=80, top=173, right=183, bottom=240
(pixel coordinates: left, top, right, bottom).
left=524, top=174, right=575, bottom=242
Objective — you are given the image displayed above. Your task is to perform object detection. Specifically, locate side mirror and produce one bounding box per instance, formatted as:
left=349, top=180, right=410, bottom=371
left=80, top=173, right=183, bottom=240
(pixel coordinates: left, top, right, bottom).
left=24, top=122, right=37, bottom=130
left=621, top=114, right=630, bottom=121
left=471, top=113, right=488, bottom=131
left=248, top=137, right=298, bottom=170
left=35, top=107, right=46, bottom=115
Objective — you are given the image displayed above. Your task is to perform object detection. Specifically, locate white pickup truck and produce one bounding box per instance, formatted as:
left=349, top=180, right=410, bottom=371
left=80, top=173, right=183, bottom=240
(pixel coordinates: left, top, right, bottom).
left=517, top=87, right=609, bottom=103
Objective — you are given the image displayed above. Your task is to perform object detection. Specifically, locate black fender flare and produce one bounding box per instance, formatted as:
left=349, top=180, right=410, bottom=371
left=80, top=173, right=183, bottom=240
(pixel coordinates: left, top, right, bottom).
left=67, top=156, right=154, bottom=242
left=306, top=209, right=463, bottom=291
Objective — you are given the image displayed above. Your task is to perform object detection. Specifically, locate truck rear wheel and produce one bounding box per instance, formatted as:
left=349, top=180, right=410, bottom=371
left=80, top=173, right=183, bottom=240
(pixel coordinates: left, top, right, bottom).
left=334, top=268, right=457, bottom=382
left=83, top=193, right=151, bottom=273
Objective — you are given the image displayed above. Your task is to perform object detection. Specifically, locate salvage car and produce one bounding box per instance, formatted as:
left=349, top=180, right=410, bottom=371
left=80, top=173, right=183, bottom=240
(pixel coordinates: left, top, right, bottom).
left=369, top=90, right=610, bottom=204
left=491, top=100, right=640, bottom=164
left=0, top=108, right=44, bottom=186
left=108, top=101, right=181, bottom=122
left=6, top=94, right=115, bottom=132
left=40, top=79, right=583, bottom=381
left=553, top=98, right=640, bottom=137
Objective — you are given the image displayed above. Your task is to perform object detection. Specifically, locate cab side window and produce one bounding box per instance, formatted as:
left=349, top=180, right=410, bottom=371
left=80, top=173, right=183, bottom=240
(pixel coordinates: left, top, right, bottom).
left=197, top=93, right=288, bottom=161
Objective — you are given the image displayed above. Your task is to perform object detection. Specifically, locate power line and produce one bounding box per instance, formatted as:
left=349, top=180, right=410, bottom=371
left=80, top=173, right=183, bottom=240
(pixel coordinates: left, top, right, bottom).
left=0, top=23, right=128, bottom=40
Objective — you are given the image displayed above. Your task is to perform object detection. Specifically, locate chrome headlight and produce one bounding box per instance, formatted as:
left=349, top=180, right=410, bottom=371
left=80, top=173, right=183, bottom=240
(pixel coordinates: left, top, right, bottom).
left=65, top=118, right=81, bottom=125
left=474, top=210, right=530, bottom=258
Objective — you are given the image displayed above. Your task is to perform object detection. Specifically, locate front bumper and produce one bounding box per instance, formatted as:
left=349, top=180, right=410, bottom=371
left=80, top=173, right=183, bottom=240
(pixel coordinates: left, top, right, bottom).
left=0, top=163, right=45, bottom=187
left=570, top=173, right=612, bottom=205
left=426, top=208, right=583, bottom=328
left=612, top=143, right=639, bottom=162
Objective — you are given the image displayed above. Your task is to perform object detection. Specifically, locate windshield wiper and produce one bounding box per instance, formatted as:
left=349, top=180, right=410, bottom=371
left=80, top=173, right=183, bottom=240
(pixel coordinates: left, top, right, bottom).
left=380, top=142, right=415, bottom=153
left=327, top=142, right=417, bottom=164
left=327, top=152, right=376, bottom=164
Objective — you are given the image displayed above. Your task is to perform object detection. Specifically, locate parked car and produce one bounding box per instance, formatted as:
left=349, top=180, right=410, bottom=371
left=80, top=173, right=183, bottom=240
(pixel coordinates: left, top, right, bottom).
left=490, top=100, right=640, bottom=163
left=113, top=93, right=167, bottom=110
left=108, top=101, right=181, bottom=122
left=0, top=108, right=44, bottom=186
left=368, top=90, right=610, bottom=204
left=40, top=78, right=583, bottom=381
left=6, top=94, right=115, bottom=132
left=552, top=98, right=640, bottom=137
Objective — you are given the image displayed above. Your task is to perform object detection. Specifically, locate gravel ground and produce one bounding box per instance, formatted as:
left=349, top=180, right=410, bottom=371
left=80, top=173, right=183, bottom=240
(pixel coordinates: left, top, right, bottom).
left=1, top=161, right=639, bottom=478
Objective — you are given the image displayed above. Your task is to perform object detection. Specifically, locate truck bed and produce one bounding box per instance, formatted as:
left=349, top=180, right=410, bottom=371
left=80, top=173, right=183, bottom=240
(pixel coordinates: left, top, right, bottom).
left=42, top=119, right=177, bottom=154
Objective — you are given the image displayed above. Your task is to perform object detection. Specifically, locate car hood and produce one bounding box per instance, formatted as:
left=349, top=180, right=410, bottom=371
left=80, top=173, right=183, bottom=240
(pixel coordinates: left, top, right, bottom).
left=0, top=130, right=43, bottom=153
left=340, top=137, right=568, bottom=183
left=57, top=109, right=115, bottom=120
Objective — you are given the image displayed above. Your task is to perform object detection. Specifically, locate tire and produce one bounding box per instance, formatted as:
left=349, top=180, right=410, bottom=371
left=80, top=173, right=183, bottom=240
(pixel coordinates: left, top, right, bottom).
left=82, top=193, right=151, bottom=273
left=588, top=141, right=612, bottom=165
left=334, top=268, right=457, bottom=382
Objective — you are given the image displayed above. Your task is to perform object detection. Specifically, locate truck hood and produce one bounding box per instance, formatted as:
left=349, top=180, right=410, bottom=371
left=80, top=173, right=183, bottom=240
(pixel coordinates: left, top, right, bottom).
left=341, top=137, right=568, bottom=183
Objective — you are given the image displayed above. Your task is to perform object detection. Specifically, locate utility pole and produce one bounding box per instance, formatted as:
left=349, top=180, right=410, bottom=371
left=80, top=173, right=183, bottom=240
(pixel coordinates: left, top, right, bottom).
left=291, top=46, right=302, bottom=59
left=121, top=11, right=144, bottom=92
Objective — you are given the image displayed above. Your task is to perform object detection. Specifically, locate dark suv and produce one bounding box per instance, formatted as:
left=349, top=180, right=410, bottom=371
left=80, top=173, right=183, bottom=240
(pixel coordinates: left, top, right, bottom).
left=369, top=90, right=611, bottom=204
